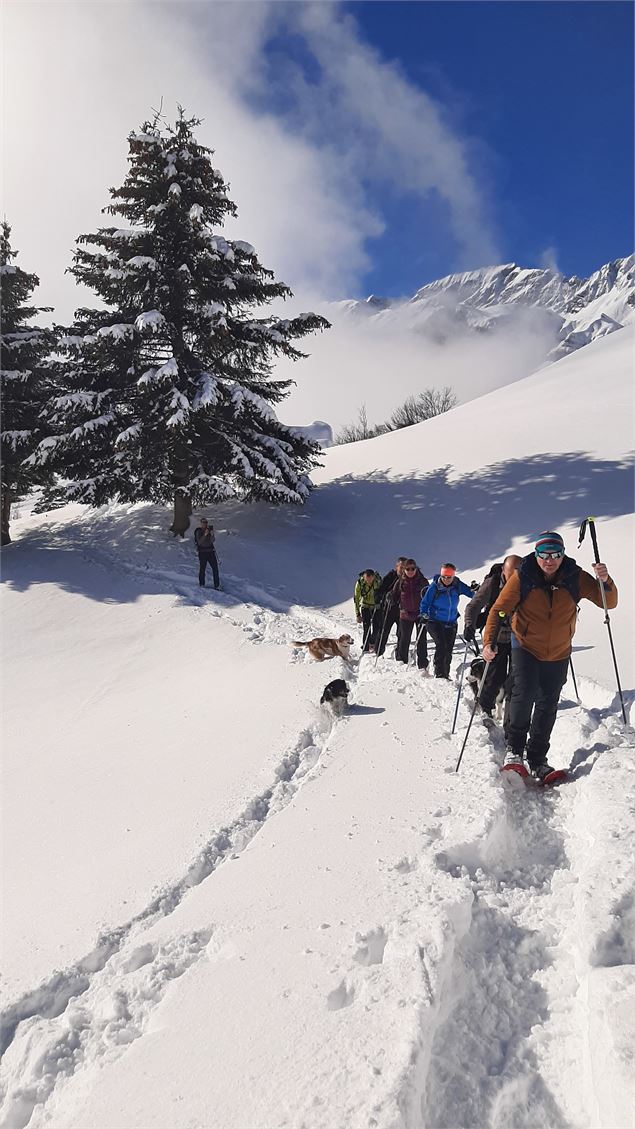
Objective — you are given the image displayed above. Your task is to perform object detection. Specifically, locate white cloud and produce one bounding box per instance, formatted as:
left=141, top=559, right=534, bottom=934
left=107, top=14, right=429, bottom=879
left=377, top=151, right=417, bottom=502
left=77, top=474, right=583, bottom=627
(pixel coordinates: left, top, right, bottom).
left=3, top=0, right=499, bottom=320
left=275, top=303, right=560, bottom=431
left=281, top=3, right=501, bottom=269
left=539, top=245, right=562, bottom=274
left=5, top=1, right=542, bottom=437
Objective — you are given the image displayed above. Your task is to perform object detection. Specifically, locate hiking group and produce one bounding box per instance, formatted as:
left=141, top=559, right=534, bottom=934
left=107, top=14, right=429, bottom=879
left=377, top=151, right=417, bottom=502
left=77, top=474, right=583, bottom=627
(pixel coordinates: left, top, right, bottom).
left=353, top=532, right=618, bottom=783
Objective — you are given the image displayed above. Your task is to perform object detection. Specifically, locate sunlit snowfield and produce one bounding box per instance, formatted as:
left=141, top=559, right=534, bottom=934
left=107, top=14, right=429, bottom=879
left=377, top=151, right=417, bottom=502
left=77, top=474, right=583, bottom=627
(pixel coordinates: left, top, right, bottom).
left=1, top=328, right=633, bottom=1129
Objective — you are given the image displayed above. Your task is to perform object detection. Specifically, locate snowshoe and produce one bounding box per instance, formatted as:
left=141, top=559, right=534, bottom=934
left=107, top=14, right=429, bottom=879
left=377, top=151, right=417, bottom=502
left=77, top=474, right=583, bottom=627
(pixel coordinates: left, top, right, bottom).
left=532, top=763, right=568, bottom=787
left=500, top=750, right=528, bottom=782
left=500, top=761, right=529, bottom=782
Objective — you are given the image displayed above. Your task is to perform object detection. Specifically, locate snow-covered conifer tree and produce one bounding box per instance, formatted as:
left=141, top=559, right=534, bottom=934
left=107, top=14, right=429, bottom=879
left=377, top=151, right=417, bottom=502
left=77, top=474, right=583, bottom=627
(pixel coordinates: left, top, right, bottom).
left=0, top=223, right=54, bottom=544
left=36, top=109, right=329, bottom=533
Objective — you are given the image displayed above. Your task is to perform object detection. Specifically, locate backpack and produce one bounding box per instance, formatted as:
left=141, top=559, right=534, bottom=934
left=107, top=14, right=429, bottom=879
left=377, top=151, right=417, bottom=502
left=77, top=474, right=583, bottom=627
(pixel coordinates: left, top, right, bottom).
left=475, top=563, right=504, bottom=631
left=357, top=572, right=380, bottom=601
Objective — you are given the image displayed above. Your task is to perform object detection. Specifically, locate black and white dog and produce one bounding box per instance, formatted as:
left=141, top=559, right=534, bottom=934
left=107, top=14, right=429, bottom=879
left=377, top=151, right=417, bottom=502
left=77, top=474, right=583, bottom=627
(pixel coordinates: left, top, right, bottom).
left=466, top=658, right=506, bottom=720
left=320, top=679, right=350, bottom=718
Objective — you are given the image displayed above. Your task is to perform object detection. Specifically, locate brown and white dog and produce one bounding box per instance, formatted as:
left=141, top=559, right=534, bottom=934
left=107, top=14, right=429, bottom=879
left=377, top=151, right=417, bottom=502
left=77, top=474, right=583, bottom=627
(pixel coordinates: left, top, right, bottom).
left=292, top=634, right=354, bottom=662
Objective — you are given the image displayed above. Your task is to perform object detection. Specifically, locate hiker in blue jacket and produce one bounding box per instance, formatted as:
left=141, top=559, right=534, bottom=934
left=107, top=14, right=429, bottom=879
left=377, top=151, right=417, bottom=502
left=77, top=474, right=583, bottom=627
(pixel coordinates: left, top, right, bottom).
left=419, top=563, right=473, bottom=678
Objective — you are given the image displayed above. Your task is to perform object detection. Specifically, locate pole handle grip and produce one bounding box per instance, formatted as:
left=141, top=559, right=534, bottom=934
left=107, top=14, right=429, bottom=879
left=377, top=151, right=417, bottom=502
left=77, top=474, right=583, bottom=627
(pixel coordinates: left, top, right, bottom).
left=587, top=517, right=601, bottom=564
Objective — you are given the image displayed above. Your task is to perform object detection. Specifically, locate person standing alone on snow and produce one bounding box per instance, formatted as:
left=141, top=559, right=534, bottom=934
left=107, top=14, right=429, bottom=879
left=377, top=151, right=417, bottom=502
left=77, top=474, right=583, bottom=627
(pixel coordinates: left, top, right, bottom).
left=463, top=554, right=522, bottom=716
left=194, top=517, right=220, bottom=589
left=482, top=531, right=618, bottom=781
left=391, top=559, right=430, bottom=669
left=419, top=564, right=473, bottom=678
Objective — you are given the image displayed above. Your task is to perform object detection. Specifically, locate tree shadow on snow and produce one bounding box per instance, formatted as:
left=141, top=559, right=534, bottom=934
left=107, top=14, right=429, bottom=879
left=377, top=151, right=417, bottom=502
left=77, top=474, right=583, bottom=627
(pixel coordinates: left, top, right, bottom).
left=2, top=451, right=633, bottom=613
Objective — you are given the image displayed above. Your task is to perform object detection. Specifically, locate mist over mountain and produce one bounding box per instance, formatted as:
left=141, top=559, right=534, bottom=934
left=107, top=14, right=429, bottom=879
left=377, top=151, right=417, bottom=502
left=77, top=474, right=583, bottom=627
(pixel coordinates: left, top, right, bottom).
left=334, top=254, right=635, bottom=361
left=278, top=255, right=634, bottom=432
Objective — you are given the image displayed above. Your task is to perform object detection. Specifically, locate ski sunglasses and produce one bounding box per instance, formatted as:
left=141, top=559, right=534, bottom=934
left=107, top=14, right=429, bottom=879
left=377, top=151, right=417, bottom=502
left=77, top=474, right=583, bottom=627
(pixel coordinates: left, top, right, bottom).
left=536, top=549, right=564, bottom=560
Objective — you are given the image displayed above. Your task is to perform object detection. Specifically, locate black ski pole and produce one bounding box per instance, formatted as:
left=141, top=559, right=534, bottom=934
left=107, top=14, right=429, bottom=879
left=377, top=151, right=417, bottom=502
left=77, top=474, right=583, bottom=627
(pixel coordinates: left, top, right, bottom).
left=578, top=517, right=626, bottom=724
left=361, top=613, right=374, bottom=654
left=411, top=617, right=428, bottom=668
left=451, top=636, right=470, bottom=735
left=455, top=660, right=491, bottom=772
left=568, top=657, right=580, bottom=704
left=374, top=602, right=391, bottom=668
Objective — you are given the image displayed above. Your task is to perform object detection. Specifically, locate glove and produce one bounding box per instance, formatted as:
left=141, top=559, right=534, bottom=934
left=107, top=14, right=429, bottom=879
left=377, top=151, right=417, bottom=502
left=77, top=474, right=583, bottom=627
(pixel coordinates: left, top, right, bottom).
left=463, top=625, right=475, bottom=642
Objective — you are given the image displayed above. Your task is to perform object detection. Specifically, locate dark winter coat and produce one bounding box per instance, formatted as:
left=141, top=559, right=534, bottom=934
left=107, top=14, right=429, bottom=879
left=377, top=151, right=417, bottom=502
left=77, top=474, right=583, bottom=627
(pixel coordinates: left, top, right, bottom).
left=194, top=527, right=215, bottom=552
left=376, top=569, right=400, bottom=604
left=391, top=570, right=430, bottom=622
left=484, top=553, right=618, bottom=662
left=464, top=572, right=512, bottom=644
left=419, top=575, right=473, bottom=624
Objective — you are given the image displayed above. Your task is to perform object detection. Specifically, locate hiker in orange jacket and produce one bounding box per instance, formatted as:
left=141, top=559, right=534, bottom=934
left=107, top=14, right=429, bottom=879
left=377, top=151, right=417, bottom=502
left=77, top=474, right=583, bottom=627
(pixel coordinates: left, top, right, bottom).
left=482, top=531, right=617, bottom=780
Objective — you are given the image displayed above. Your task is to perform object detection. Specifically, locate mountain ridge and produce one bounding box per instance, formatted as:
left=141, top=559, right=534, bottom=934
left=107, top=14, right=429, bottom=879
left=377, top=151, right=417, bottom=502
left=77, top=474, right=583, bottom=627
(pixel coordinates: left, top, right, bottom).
left=332, top=254, right=635, bottom=364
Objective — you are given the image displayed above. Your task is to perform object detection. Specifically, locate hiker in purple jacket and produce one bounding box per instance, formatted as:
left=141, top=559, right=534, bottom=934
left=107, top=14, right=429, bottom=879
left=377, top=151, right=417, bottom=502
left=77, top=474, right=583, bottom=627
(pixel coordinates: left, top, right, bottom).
left=390, top=558, right=430, bottom=669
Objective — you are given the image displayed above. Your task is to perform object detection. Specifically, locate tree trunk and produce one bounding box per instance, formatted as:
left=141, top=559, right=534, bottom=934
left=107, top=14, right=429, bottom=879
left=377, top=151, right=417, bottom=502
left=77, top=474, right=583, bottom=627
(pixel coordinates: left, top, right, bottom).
left=1, top=486, right=11, bottom=546
left=170, top=491, right=192, bottom=537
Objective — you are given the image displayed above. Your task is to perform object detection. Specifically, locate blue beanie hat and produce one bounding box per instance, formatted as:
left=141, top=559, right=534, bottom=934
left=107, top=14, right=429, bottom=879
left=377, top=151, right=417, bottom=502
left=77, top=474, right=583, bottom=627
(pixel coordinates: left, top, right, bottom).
left=535, top=531, right=565, bottom=555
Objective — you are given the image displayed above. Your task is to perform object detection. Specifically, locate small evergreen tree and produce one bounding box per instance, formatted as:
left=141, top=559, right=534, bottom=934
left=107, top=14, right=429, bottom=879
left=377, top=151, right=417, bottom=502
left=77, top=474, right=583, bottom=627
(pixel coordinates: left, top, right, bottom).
left=35, top=109, right=329, bottom=533
left=0, top=223, right=54, bottom=544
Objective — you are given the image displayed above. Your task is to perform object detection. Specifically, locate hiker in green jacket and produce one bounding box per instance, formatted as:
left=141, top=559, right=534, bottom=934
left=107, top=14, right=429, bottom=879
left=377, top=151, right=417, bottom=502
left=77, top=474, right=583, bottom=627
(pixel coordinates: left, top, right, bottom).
left=354, top=569, right=382, bottom=653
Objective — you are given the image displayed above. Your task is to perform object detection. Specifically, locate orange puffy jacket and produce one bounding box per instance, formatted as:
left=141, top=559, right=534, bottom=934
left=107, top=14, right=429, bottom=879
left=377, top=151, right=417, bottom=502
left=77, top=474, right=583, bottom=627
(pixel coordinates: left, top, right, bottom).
left=483, top=560, right=618, bottom=662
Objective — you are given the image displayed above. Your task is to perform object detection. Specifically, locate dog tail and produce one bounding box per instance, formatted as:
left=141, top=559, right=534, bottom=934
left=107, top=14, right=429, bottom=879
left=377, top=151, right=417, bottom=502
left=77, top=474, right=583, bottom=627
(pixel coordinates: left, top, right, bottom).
left=292, top=640, right=309, bottom=647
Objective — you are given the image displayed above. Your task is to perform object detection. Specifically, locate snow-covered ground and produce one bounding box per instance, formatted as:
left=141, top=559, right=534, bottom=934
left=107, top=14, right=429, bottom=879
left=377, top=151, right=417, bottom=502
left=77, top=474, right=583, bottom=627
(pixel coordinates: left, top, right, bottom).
left=1, top=328, right=634, bottom=1129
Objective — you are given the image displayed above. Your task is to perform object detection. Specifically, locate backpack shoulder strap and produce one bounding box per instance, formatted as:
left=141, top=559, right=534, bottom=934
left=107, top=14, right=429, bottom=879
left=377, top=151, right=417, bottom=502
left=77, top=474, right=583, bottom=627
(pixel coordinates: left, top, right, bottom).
left=518, top=555, right=540, bottom=605
left=518, top=554, right=580, bottom=606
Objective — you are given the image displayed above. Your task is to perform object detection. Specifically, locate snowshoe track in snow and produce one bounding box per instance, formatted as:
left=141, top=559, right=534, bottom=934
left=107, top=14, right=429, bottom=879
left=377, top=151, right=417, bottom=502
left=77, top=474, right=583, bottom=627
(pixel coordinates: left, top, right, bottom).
left=0, top=552, right=370, bottom=1127
left=1, top=663, right=368, bottom=1129
left=401, top=697, right=634, bottom=1129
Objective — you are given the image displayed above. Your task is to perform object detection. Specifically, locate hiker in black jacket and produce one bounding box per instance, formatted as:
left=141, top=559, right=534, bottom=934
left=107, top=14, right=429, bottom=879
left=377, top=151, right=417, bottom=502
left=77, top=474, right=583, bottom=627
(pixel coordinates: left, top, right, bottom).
left=194, top=517, right=220, bottom=589
left=374, top=557, right=407, bottom=656
left=463, top=554, right=521, bottom=715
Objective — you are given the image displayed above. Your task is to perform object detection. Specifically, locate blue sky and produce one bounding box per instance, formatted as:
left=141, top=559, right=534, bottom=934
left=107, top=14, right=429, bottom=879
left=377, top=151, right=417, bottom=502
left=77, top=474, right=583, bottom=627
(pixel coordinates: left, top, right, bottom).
left=259, top=1, right=634, bottom=297
left=353, top=1, right=634, bottom=294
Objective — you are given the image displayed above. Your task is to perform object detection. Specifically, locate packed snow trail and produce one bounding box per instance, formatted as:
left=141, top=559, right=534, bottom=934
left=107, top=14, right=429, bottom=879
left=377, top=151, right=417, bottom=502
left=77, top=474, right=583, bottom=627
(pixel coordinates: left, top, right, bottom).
left=2, top=621, right=633, bottom=1129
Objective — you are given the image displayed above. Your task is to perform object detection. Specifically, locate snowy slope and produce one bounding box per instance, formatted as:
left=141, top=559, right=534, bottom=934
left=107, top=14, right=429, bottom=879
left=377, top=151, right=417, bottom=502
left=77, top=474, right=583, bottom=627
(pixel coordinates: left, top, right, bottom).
left=1, top=328, right=634, bottom=1129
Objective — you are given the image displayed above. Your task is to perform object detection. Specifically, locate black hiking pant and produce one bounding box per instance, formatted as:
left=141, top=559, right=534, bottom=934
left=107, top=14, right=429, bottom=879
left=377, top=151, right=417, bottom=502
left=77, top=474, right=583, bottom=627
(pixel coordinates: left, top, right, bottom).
left=375, top=605, right=399, bottom=656
left=360, top=606, right=379, bottom=652
left=427, top=621, right=457, bottom=678
left=506, top=648, right=568, bottom=768
left=198, top=549, right=220, bottom=588
left=395, top=619, right=428, bottom=667
left=479, top=642, right=511, bottom=712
